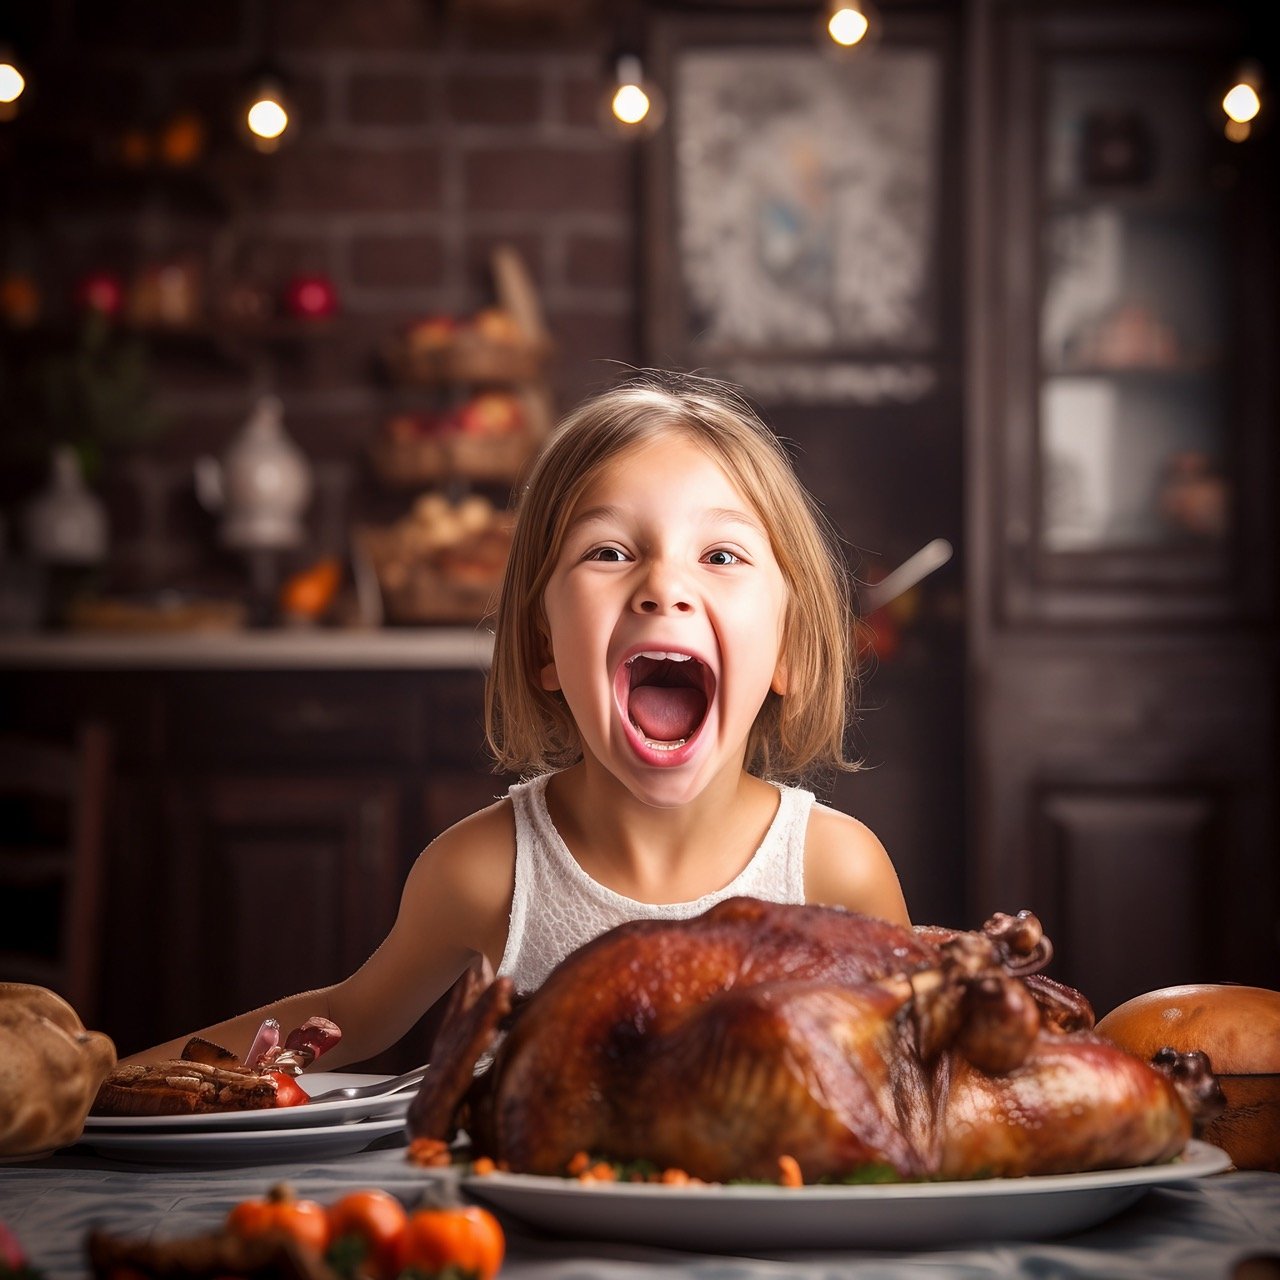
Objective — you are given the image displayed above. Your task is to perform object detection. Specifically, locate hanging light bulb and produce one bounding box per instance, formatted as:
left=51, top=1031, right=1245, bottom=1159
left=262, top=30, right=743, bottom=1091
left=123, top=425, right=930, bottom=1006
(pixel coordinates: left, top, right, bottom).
left=0, top=45, right=26, bottom=121
left=241, top=67, right=293, bottom=153
left=601, top=52, right=664, bottom=136
left=612, top=58, right=651, bottom=126
left=823, top=1, right=878, bottom=51
left=828, top=6, right=868, bottom=47
left=1223, top=81, right=1261, bottom=123
left=1222, top=60, right=1263, bottom=143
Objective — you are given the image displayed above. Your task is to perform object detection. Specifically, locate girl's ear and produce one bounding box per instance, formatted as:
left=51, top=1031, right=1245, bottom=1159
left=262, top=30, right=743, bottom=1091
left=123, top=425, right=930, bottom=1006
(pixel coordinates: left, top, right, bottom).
left=770, top=659, right=788, bottom=696
left=535, top=615, right=560, bottom=690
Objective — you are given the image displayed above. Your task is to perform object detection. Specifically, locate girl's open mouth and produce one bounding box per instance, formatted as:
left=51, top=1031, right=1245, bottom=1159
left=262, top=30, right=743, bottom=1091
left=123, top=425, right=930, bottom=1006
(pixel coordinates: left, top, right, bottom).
left=618, top=651, right=715, bottom=753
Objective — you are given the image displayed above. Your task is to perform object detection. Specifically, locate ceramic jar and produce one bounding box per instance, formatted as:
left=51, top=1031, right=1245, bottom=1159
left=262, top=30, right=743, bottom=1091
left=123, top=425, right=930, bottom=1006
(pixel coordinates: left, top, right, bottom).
left=195, top=395, right=312, bottom=550
left=23, top=446, right=109, bottom=565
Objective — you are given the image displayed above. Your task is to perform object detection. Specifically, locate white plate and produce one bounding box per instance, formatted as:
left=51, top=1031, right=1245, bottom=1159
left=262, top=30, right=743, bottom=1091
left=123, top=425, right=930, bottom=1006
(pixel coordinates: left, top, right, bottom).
left=82, top=1073, right=413, bottom=1132
left=453, top=1140, right=1232, bottom=1251
left=78, top=1114, right=408, bottom=1165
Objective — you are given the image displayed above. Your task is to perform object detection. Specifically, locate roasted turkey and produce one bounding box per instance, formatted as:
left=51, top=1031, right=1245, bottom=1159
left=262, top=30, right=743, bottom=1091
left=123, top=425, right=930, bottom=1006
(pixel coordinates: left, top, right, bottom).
left=408, top=898, right=1223, bottom=1183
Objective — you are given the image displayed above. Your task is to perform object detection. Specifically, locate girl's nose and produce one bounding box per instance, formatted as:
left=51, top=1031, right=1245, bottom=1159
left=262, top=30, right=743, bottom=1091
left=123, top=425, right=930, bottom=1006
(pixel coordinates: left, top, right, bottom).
left=631, top=561, right=694, bottom=614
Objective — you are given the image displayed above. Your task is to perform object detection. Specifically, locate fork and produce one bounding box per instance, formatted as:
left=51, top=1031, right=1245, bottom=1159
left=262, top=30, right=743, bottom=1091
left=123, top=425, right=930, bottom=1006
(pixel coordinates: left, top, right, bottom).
left=305, top=1066, right=429, bottom=1104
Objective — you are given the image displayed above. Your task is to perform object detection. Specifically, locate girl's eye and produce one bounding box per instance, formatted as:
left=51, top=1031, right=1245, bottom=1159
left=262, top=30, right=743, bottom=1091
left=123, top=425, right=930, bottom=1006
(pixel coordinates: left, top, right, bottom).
left=586, top=546, right=628, bottom=563
left=705, top=549, right=741, bottom=566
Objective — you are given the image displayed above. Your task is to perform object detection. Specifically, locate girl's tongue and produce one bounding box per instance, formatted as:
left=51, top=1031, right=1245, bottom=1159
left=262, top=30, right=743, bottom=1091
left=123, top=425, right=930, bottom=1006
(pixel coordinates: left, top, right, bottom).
left=629, top=685, right=706, bottom=743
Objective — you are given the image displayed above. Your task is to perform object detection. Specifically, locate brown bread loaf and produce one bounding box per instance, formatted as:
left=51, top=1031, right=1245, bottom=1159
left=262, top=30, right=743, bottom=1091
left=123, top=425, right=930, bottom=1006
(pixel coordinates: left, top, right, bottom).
left=1096, top=984, right=1280, bottom=1170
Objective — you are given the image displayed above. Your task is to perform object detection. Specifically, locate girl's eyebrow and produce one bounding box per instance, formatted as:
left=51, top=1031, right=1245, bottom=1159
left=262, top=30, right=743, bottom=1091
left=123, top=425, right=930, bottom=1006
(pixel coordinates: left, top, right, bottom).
left=566, top=504, right=623, bottom=531
left=569, top=505, right=766, bottom=535
left=707, top=507, right=767, bottom=536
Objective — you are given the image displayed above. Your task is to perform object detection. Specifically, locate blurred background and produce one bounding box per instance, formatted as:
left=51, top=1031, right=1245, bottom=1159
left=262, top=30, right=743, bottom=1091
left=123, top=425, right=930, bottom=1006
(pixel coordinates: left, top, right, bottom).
left=0, top=0, right=1275, bottom=1070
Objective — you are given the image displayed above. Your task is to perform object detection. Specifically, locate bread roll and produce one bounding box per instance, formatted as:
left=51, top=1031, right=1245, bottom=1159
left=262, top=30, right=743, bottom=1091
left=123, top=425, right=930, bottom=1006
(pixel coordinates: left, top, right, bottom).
left=0, top=983, right=117, bottom=1157
left=1096, top=984, right=1280, bottom=1170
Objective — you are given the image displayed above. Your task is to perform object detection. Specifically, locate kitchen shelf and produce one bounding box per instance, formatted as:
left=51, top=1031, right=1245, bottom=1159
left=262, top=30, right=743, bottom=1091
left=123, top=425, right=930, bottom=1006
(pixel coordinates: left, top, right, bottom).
left=0, top=627, right=494, bottom=671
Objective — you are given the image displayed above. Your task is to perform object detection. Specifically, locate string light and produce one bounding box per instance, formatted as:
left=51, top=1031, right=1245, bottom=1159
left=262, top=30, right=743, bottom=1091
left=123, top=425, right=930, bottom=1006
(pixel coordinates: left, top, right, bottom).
left=1222, top=61, right=1263, bottom=144
left=602, top=53, right=664, bottom=136
left=247, top=87, right=288, bottom=142
left=0, top=46, right=25, bottom=121
left=827, top=6, right=870, bottom=48
left=1223, top=81, right=1261, bottom=123
left=613, top=77, right=651, bottom=127
left=823, top=1, right=877, bottom=50
left=242, top=70, right=293, bottom=152
left=239, top=0, right=293, bottom=153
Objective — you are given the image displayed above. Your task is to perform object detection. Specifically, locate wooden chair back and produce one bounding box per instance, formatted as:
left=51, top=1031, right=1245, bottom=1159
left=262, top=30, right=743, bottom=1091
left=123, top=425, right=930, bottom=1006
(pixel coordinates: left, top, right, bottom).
left=0, top=722, right=111, bottom=1025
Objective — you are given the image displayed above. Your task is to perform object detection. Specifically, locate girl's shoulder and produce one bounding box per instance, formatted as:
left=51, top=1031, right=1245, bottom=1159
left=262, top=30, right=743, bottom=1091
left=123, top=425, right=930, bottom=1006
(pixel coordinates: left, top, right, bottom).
left=420, top=794, right=517, bottom=884
left=803, top=801, right=911, bottom=926
left=405, top=795, right=518, bottom=940
left=399, top=793, right=519, bottom=962
left=803, top=801, right=883, bottom=873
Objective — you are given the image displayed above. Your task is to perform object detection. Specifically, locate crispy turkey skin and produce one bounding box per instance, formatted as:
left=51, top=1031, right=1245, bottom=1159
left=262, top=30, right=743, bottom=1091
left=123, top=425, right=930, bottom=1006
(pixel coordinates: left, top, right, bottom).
left=409, top=898, right=1219, bottom=1183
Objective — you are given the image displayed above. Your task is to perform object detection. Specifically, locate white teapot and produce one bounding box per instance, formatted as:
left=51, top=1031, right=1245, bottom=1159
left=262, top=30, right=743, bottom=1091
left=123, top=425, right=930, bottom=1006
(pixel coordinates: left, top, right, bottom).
left=195, top=395, right=312, bottom=551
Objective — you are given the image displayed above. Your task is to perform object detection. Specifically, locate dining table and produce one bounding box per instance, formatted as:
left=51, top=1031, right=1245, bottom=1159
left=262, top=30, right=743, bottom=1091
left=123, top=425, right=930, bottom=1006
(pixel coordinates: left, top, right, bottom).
left=3, top=1127, right=1278, bottom=1280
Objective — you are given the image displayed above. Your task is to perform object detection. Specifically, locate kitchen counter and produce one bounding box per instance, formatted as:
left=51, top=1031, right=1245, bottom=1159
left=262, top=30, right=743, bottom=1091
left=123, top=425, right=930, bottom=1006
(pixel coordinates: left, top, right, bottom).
left=0, top=627, right=493, bottom=670
left=0, top=637, right=503, bottom=1065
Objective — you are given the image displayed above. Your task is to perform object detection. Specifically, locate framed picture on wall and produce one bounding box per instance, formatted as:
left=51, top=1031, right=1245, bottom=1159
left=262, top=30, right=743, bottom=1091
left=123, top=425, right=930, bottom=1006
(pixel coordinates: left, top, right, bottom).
left=643, top=13, right=949, bottom=405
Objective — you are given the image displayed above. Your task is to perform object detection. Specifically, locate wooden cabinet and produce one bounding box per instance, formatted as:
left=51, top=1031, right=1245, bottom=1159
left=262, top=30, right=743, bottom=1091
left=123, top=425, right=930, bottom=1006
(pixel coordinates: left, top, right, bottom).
left=971, top=640, right=1275, bottom=1012
left=162, top=774, right=401, bottom=1039
left=967, top=1, right=1279, bottom=1013
left=0, top=662, right=505, bottom=1070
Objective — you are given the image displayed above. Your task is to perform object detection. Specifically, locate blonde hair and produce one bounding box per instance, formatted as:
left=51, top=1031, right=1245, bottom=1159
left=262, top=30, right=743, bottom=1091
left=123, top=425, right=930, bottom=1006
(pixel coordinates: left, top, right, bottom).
left=485, top=371, right=857, bottom=783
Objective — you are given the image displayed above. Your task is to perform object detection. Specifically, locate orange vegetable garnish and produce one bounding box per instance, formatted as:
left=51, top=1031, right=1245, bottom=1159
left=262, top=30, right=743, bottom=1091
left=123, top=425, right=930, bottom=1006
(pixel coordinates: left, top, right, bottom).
left=405, top=1136, right=452, bottom=1167
left=395, top=1206, right=504, bottom=1280
left=326, top=1188, right=407, bottom=1280
left=225, top=1184, right=329, bottom=1254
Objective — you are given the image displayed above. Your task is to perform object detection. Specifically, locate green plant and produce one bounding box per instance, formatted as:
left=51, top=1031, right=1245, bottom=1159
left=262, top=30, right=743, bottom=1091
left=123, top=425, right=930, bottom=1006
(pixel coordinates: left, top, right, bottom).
left=23, top=312, right=168, bottom=479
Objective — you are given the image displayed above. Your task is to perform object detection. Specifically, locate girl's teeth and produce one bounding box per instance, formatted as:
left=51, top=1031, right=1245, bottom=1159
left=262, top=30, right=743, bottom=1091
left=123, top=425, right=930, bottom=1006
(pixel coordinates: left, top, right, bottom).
left=644, top=737, right=686, bottom=750
left=629, top=651, right=693, bottom=663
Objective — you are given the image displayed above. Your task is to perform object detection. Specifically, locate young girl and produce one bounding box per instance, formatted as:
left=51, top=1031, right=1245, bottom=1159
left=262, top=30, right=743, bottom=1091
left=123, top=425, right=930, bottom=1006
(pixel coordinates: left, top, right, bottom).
left=134, top=371, right=908, bottom=1069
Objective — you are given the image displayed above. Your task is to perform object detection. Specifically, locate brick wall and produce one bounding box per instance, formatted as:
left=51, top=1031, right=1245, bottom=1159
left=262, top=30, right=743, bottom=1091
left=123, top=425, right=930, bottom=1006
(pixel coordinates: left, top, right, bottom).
left=1, top=0, right=641, bottom=578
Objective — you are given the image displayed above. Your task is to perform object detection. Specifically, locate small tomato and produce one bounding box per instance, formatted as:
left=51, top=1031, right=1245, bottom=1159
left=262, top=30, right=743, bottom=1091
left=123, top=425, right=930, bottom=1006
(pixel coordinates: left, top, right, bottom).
left=396, top=1206, right=504, bottom=1280
left=270, top=1071, right=310, bottom=1108
left=326, top=1189, right=407, bottom=1279
left=226, top=1184, right=330, bottom=1255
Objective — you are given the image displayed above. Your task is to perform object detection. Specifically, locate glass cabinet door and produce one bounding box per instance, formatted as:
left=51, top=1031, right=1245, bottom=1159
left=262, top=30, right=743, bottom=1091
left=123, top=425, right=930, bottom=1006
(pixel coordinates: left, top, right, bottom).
left=1039, top=59, right=1230, bottom=561
left=990, top=8, right=1274, bottom=624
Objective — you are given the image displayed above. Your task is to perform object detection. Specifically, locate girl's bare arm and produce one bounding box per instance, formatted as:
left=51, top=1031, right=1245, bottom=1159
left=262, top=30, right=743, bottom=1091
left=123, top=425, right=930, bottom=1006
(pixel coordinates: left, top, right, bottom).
left=124, top=799, right=517, bottom=1069
left=803, top=803, right=911, bottom=926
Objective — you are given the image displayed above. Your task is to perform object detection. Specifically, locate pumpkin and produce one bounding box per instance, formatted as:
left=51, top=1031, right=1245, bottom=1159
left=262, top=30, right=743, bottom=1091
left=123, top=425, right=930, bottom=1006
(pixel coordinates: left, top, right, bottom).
left=226, top=1184, right=330, bottom=1254
left=395, top=1206, right=504, bottom=1280
left=1096, top=983, right=1280, bottom=1171
left=326, top=1189, right=407, bottom=1279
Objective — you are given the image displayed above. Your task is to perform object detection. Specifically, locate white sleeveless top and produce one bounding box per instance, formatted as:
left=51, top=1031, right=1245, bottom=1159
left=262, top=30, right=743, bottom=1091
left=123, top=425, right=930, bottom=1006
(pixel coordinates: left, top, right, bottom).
left=497, top=772, right=812, bottom=994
